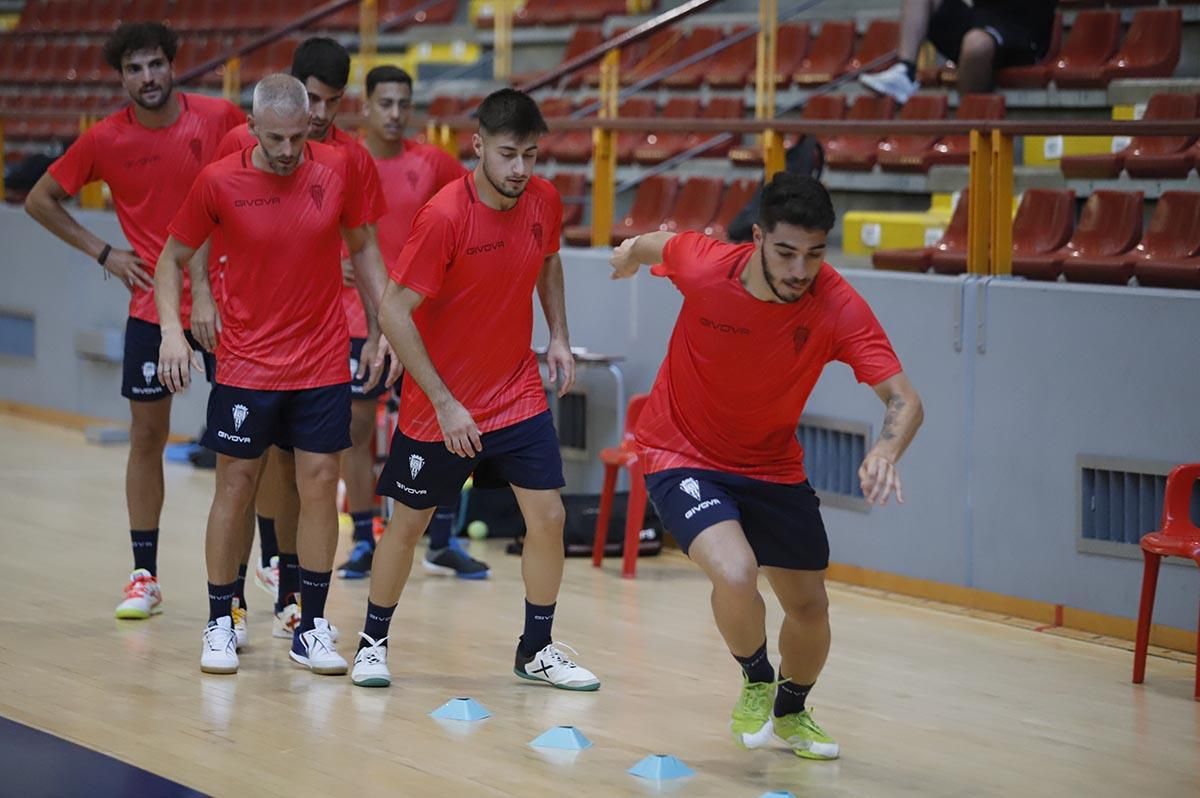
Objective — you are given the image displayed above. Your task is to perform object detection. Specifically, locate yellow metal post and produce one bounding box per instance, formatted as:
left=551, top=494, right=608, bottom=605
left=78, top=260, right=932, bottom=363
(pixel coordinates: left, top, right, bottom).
left=222, top=56, right=241, bottom=103
left=763, top=129, right=786, bottom=180
left=966, top=129, right=992, bottom=276
left=755, top=0, right=779, bottom=180
left=79, top=115, right=105, bottom=210
left=989, top=130, right=1014, bottom=276
left=494, top=0, right=513, bottom=81
left=359, top=0, right=378, bottom=72
left=590, top=49, right=619, bottom=248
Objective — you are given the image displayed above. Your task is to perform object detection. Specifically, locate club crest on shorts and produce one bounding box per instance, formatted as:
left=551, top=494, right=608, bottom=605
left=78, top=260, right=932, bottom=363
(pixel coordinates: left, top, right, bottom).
left=679, top=477, right=702, bottom=501
left=310, top=183, right=325, bottom=210
left=141, top=361, right=156, bottom=385
left=349, top=357, right=359, bottom=379
left=232, top=404, right=249, bottom=432
left=409, top=454, right=425, bottom=481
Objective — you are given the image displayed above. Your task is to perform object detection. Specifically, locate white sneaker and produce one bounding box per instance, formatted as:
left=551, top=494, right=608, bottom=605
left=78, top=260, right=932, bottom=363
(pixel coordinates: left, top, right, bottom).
left=289, top=618, right=347, bottom=675
left=274, top=600, right=339, bottom=642
left=231, top=598, right=248, bottom=650
left=115, top=569, right=163, bottom=619
left=351, top=633, right=391, bottom=687
left=860, top=62, right=919, bottom=104
left=514, top=641, right=601, bottom=691
left=201, top=617, right=239, bottom=674
left=255, top=556, right=279, bottom=600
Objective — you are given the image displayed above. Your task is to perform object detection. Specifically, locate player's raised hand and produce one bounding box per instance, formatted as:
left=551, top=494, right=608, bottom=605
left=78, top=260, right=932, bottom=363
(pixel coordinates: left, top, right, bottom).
left=190, top=289, right=222, bottom=353
left=436, top=398, right=482, bottom=458
left=545, top=337, right=576, bottom=397
left=610, top=237, right=642, bottom=280
left=105, top=249, right=154, bottom=293
left=157, top=329, right=195, bottom=393
left=858, top=453, right=904, bottom=506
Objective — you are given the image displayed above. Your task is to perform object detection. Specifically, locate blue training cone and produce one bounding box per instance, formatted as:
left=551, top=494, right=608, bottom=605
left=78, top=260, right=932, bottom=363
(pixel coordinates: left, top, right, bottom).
left=760, top=793, right=798, bottom=798
left=530, top=725, right=593, bottom=751
left=429, top=697, right=491, bottom=721
left=628, top=754, right=694, bottom=780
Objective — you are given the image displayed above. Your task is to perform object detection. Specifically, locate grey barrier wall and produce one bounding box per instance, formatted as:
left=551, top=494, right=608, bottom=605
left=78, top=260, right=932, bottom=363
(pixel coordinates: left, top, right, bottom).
left=2, top=204, right=1196, bottom=631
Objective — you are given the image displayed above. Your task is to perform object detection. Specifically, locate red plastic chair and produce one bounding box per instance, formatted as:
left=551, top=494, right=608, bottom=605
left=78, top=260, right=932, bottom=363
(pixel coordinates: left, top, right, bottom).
left=1132, top=463, right=1200, bottom=701
left=877, top=94, right=949, bottom=173
left=550, top=172, right=587, bottom=228
left=793, top=19, right=853, bottom=86
left=926, top=94, right=1006, bottom=168
left=1103, top=8, right=1183, bottom=83
left=633, top=96, right=701, bottom=164
left=1066, top=190, right=1200, bottom=285
left=662, top=176, right=724, bottom=233
left=872, top=189, right=969, bottom=273
left=997, top=12, right=1063, bottom=88
left=592, top=394, right=651, bottom=578
left=1048, top=9, right=1121, bottom=89
left=705, top=178, right=758, bottom=240
left=825, top=94, right=895, bottom=171
left=1061, top=92, right=1198, bottom=180
left=1015, top=190, right=1140, bottom=281
left=707, top=26, right=757, bottom=88
left=615, top=97, right=658, bottom=163
left=663, top=27, right=723, bottom=89
left=773, top=23, right=811, bottom=88
left=609, top=175, right=680, bottom=244
left=844, top=19, right=898, bottom=76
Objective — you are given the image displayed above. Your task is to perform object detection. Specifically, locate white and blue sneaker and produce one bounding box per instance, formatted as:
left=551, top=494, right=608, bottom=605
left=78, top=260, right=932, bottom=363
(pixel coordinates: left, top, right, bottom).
left=351, top=633, right=391, bottom=687
left=514, top=641, right=600, bottom=691
left=290, top=618, right=347, bottom=675
left=337, top=540, right=374, bottom=579
left=423, top=537, right=490, bottom=580
left=201, top=616, right=239, bottom=674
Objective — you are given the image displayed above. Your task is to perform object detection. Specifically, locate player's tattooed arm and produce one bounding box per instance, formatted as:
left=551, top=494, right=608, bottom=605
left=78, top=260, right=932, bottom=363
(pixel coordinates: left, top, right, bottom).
left=859, top=372, right=924, bottom=505
left=537, top=253, right=574, bottom=396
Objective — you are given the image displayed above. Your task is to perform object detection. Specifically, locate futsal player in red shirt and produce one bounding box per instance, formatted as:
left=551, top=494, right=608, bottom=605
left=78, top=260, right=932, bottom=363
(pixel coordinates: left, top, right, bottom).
left=23, top=22, right=243, bottom=621
left=154, top=74, right=390, bottom=676
left=335, top=65, right=489, bottom=583
left=349, top=90, right=599, bottom=691
left=197, top=39, right=396, bottom=642
left=610, top=173, right=924, bottom=759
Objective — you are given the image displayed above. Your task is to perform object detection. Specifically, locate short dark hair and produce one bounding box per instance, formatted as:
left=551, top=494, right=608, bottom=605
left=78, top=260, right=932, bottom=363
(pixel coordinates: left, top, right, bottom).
left=291, top=37, right=350, bottom=90
left=103, top=22, right=179, bottom=71
left=477, top=89, right=548, bottom=139
left=366, top=66, right=413, bottom=97
left=759, top=172, right=836, bottom=233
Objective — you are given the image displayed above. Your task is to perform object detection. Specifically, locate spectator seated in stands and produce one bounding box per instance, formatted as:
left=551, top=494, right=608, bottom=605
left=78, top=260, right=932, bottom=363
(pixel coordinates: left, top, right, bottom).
left=861, top=0, right=1058, bottom=102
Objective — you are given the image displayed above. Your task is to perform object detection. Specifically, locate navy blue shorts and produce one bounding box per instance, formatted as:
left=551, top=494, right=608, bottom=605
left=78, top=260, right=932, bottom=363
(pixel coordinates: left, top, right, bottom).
left=377, top=410, right=565, bottom=509
left=201, top=382, right=351, bottom=459
left=122, top=317, right=215, bottom=401
left=645, top=468, right=829, bottom=571
left=349, top=337, right=389, bottom=401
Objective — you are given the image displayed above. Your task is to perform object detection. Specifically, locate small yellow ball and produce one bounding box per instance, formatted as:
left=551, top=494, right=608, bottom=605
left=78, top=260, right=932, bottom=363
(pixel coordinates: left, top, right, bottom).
left=467, top=520, right=488, bottom=540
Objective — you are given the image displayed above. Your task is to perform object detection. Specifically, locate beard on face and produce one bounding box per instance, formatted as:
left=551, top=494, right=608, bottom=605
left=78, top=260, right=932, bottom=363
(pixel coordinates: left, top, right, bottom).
left=761, top=249, right=811, bottom=304
left=480, top=153, right=527, bottom=199
left=131, top=77, right=173, bottom=111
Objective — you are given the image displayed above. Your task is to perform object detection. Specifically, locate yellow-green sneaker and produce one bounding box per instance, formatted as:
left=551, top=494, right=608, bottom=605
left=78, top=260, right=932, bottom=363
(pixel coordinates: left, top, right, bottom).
left=730, top=677, right=775, bottom=749
left=773, top=709, right=840, bottom=760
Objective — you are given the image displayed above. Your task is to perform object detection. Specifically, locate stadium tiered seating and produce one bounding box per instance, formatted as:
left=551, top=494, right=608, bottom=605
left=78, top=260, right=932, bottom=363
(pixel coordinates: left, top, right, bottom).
left=1060, top=93, right=1199, bottom=180
left=924, top=94, right=1005, bottom=168
left=706, top=27, right=756, bottom=88
left=843, top=19, right=898, bottom=76
left=550, top=172, right=587, bottom=228
left=794, top=20, right=854, bottom=86
left=773, top=24, right=811, bottom=87
left=824, top=94, right=895, bottom=171
left=1048, top=10, right=1122, bottom=89
left=662, top=27, right=722, bottom=89
left=662, top=176, right=725, bottom=233
left=633, top=96, right=700, bottom=164
left=705, top=179, right=758, bottom=241
left=876, top=94, right=949, bottom=173
left=996, top=12, right=1063, bottom=88
left=872, top=190, right=969, bottom=273
left=1014, top=190, right=1142, bottom=282
left=1103, top=8, right=1183, bottom=82
left=1064, top=191, right=1200, bottom=285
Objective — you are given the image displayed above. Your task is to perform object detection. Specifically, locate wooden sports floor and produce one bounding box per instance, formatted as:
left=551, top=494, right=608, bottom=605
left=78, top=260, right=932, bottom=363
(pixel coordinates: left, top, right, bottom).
left=1, top=414, right=1197, bottom=798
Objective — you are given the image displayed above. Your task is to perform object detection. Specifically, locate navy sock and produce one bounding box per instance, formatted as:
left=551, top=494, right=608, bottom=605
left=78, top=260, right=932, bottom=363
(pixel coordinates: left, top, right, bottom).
left=276, top=552, right=300, bottom=613
left=208, top=580, right=236, bottom=622
left=359, top=601, right=397, bottom=650
left=774, top=678, right=814, bottom=717
left=130, top=528, right=159, bottom=575
left=235, top=564, right=247, bottom=611
left=734, top=641, right=775, bottom=684
left=519, top=600, right=556, bottom=655
left=426, top=502, right=457, bottom=550
left=257, top=515, right=278, bottom=566
left=298, top=568, right=332, bottom=634
left=351, top=511, right=375, bottom=546
left=901, top=59, right=917, bottom=81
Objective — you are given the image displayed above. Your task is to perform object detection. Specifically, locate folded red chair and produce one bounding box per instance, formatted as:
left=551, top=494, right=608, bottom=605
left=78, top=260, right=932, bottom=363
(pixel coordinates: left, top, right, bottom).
left=1068, top=190, right=1200, bottom=286
left=1103, top=8, right=1183, bottom=83
left=1016, top=190, right=1140, bottom=282
left=877, top=94, right=950, bottom=173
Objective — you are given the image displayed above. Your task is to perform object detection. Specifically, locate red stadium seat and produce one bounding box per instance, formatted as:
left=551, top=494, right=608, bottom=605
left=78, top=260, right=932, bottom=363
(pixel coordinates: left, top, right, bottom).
left=877, top=94, right=949, bottom=173
left=996, top=12, right=1062, bottom=88
left=1015, top=190, right=1141, bottom=282
left=844, top=19, right=899, bottom=75
left=1048, top=10, right=1121, bottom=89
left=633, top=96, right=701, bottom=164
left=610, top=175, right=680, bottom=244
left=925, top=94, right=1006, bottom=169
left=1067, top=191, right=1200, bottom=286
left=705, top=178, right=758, bottom=240
left=514, top=0, right=572, bottom=28
left=454, top=95, right=486, bottom=160
left=623, top=28, right=686, bottom=86
left=571, top=0, right=642, bottom=25
left=662, top=176, right=725, bottom=233
left=694, top=97, right=744, bottom=159
left=1061, top=93, right=1198, bottom=180
left=726, top=93, right=846, bottom=166
left=1103, top=8, right=1182, bottom=83
left=793, top=20, right=854, bottom=86
left=773, top=24, right=811, bottom=88
left=824, top=94, right=895, bottom=171
left=550, top=172, right=587, bottom=229
left=662, top=27, right=723, bottom=89
left=1128, top=138, right=1200, bottom=181
left=706, top=26, right=757, bottom=88
left=1136, top=256, right=1200, bottom=290
left=583, top=28, right=642, bottom=88
left=616, top=97, right=658, bottom=163
left=533, top=98, right=575, bottom=162
left=873, top=190, right=970, bottom=273
left=549, top=102, right=597, bottom=164
left=559, top=27, right=606, bottom=88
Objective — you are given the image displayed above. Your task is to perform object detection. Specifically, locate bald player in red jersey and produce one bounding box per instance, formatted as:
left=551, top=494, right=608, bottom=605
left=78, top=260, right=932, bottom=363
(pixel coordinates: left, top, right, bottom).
left=336, top=65, right=489, bottom=584
left=195, top=39, right=396, bottom=644
left=154, top=74, right=391, bottom=677
left=348, top=89, right=600, bottom=692
left=610, top=173, right=924, bottom=760
left=24, top=22, right=243, bottom=622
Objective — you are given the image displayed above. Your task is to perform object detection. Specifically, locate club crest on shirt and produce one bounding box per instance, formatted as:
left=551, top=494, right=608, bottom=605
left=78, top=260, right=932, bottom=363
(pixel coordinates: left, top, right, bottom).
left=793, top=327, right=811, bottom=354
left=189, top=138, right=203, bottom=163
left=310, top=183, right=325, bottom=210
left=531, top=222, right=544, bottom=248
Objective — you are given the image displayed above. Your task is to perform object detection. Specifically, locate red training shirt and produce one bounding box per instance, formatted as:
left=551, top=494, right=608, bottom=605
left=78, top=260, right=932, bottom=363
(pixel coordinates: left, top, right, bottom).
left=390, top=173, right=563, bottom=441
left=167, top=142, right=371, bottom=390
left=634, top=232, right=903, bottom=484
left=47, top=93, right=244, bottom=327
left=342, top=138, right=465, bottom=338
